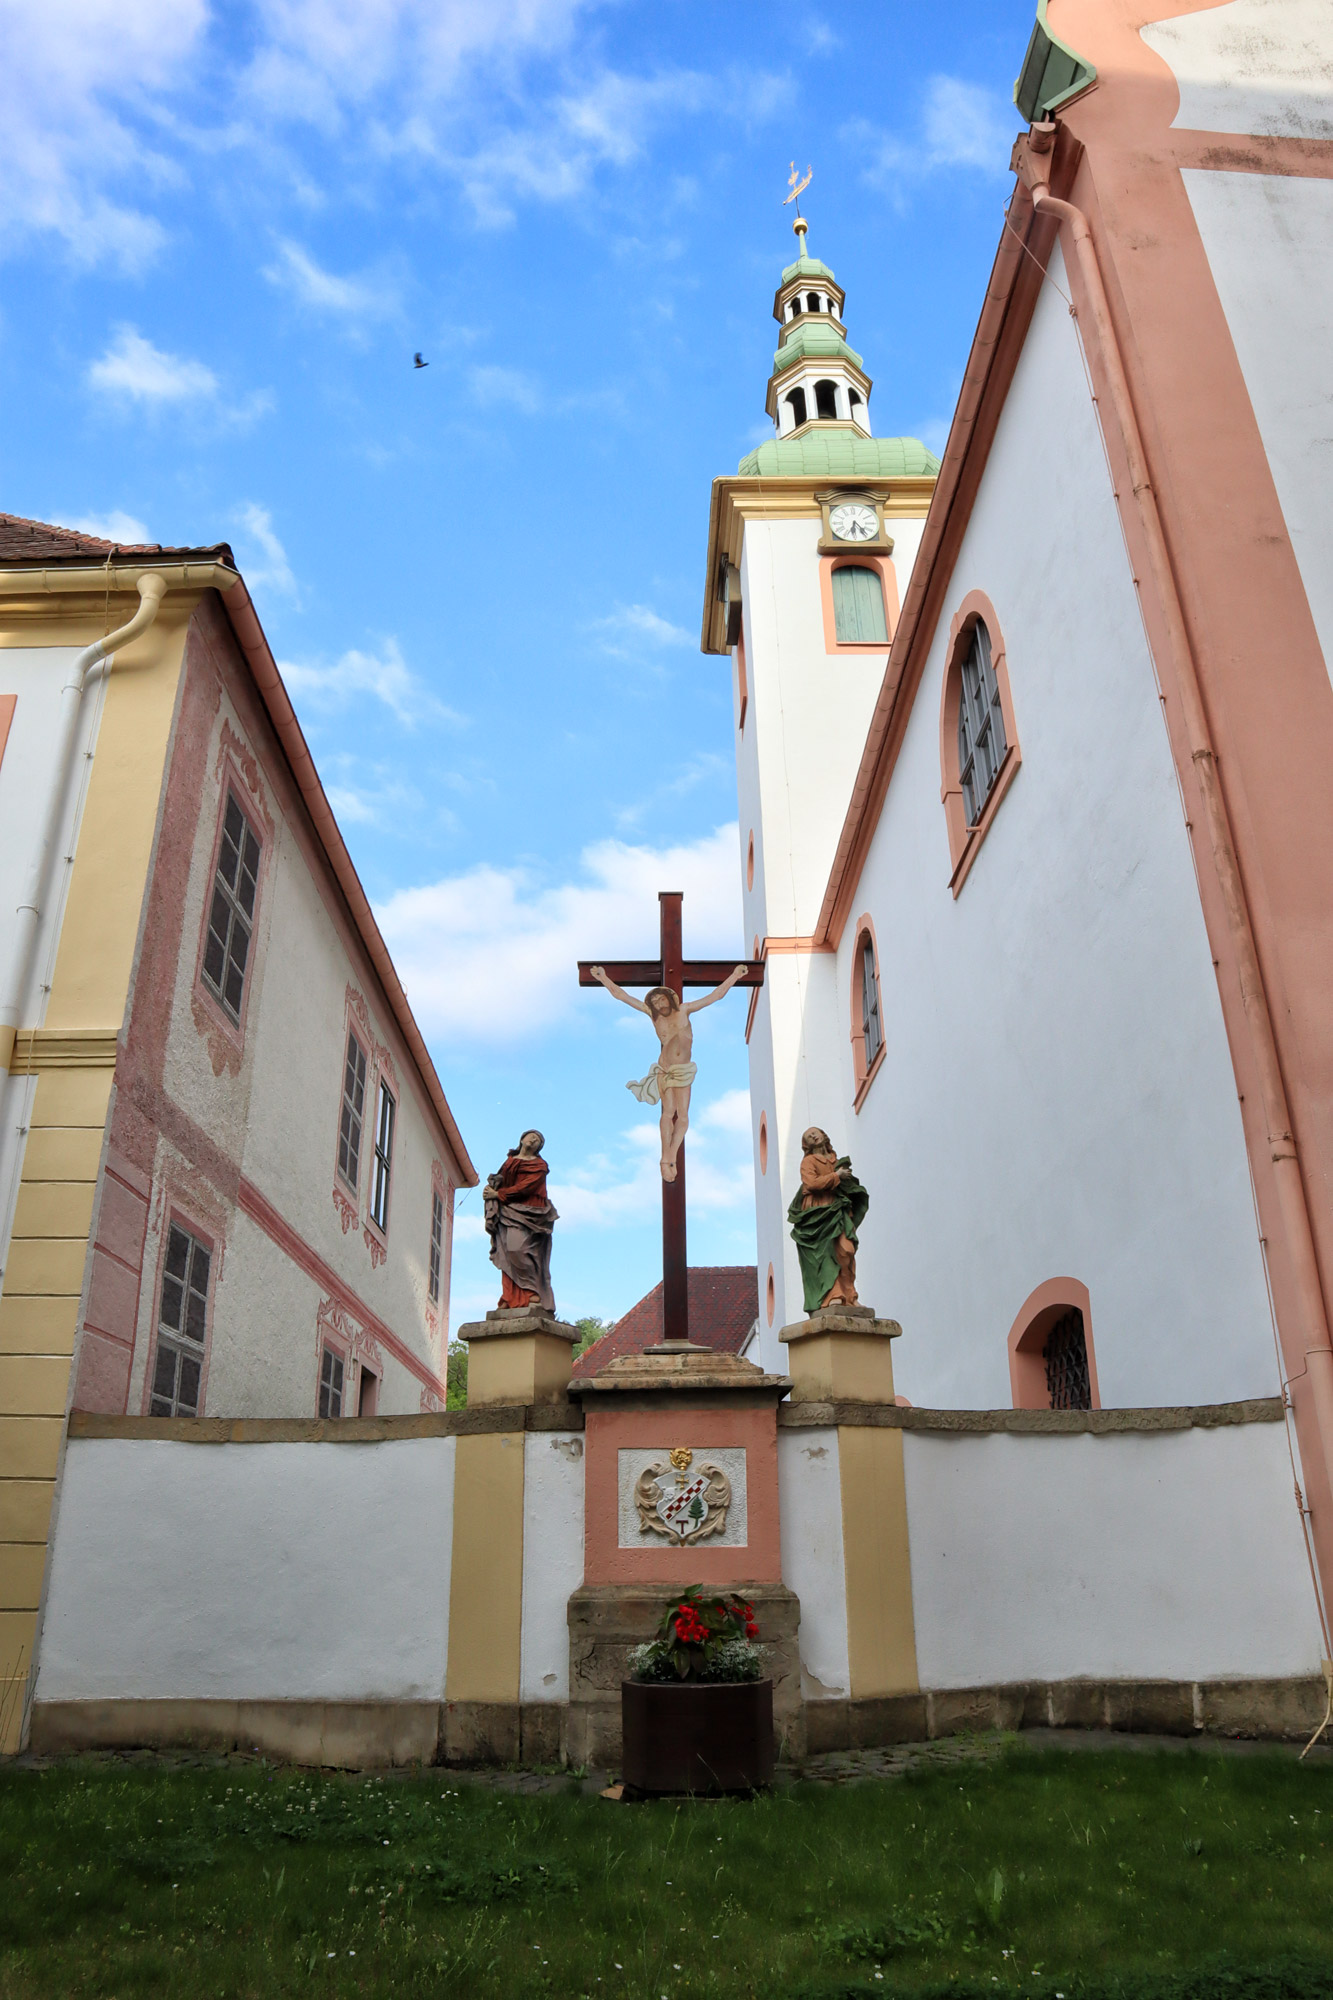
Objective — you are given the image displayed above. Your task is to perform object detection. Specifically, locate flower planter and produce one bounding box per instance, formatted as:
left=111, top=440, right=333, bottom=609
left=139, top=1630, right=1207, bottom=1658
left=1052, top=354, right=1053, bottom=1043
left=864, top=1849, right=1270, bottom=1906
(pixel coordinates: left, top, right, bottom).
left=621, top=1679, right=774, bottom=1796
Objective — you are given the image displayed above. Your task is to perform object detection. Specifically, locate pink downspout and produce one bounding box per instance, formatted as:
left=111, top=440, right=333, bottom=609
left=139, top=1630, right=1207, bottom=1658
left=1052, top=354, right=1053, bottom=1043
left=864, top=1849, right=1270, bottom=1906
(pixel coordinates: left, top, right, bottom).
left=1020, top=145, right=1333, bottom=1571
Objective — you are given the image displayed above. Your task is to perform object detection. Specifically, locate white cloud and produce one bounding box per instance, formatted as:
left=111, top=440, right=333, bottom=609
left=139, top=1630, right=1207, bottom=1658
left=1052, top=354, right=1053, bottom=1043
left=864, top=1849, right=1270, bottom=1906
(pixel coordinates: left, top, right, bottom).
left=850, top=75, right=1016, bottom=205
left=71, top=509, right=152, bottom=545
left=591, top=603, right=693, bottom=658
left=549, top=1090, right=753, bottom=1229
left=0, top=0, right=206, bottom=269
left=469, top=364, right=542, bottom=413
left=279, top=637, right=460, bottom=728
left=263, top=238, right=397, bottom=319
left=375, top=823, right=744, bottom=1042
left=234, top=502, right=298, bottom=599
left=86, top=326, right=218, bottom=405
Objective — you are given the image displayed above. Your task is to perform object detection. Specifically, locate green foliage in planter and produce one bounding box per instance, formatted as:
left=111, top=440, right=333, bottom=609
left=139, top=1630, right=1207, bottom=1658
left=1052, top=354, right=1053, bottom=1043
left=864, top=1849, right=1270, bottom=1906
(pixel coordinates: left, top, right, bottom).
left=628, top=1635, right=762, bottom=1684
left=628, top=1584, right=764, bottom=1681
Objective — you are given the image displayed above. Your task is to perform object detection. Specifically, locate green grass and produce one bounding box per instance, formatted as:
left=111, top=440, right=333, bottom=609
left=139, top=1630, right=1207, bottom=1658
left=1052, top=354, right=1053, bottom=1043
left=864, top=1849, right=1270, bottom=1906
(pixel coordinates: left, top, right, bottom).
left=1, top=1744, right=1332, bottom=1998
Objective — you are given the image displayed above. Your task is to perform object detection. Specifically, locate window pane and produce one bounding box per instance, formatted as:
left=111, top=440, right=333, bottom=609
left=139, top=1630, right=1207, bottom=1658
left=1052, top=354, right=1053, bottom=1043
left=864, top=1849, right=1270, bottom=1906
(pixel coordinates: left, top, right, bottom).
left=166, top=1227, right=190, bottom=1279
left=159, top=1276, right=183, bottom=1331
left=178, top=1354, right=201, bottom=1414
left=184, top=1287, right=206, bottom=1344
left=204, top=795, right=261, bottom=1022
left=153, top=1345, right=178, bottom=1403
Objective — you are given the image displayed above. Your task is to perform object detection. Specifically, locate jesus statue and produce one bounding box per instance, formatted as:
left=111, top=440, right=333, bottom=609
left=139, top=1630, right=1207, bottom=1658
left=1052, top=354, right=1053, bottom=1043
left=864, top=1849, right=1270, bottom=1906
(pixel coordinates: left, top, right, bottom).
left=588, top=963, right=749, bottom=1181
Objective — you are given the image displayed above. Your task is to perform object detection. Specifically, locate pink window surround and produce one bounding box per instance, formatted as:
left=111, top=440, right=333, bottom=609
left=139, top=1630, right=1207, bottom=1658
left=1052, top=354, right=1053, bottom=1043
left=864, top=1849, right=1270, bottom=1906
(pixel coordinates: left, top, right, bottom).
left=190, top=727, right=276, bottom=1077
left=938, top=590, right=1021, bottom=898
left=315, top=1294, right=385, bottom=1417
left=1007, top=1277, right=1100, bottom=1411
left=849, top=911, right=886, bottom=1112
left=140, top=1205, right=220, bottom=1419
left=735, top=628, right=749, bottom=734
left=819, top=553, right=900, bottom=655
left=758, top=1112, right=768, bottom=1175
left=0, top=693, right=16, bottom=772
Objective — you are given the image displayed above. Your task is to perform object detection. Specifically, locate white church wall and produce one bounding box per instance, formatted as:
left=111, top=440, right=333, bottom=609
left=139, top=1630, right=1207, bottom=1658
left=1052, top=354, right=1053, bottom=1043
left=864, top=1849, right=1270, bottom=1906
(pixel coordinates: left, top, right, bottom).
left=520, top=1431, right=585, bottom=1704
left=904, top=1418, right=1320, bottom=1686
left=1180, top=168, right=1333, bottom=694
left=35, top=1436, right=456, bottom=1703
left=836, top=243, right=1274, bottom=1409
left=778, top=1424, right=851, bottom=1701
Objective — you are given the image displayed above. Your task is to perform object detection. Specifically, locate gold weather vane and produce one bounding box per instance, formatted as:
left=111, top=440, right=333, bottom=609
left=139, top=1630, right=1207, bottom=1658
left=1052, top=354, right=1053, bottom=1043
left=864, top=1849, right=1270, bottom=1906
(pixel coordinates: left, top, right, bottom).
left=784, top=162, right=813, bottom=213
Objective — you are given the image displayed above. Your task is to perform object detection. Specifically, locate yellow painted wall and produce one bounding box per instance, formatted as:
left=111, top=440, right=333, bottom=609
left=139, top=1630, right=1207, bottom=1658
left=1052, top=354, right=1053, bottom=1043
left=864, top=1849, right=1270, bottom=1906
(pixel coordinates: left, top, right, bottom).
left=837, top=1425, right=919, bottom=1699
left=0, top=595, right=191, bottom=1750
left=445, top=1432, right=525, bottom=1704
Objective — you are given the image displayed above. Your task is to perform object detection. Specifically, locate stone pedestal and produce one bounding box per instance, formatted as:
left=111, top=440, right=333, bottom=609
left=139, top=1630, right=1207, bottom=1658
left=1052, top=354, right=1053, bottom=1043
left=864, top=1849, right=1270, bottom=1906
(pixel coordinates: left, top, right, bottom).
left=455, top=1308, right=579, bottom=1408
left=566, top=1340, right=801, bottom=1769
left=779, top=1304, right=902, bottom=1403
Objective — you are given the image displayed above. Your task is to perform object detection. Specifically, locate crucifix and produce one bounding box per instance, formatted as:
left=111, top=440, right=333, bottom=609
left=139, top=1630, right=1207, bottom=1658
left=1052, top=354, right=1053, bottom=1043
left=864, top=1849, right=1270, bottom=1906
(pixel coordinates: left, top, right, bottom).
left=579, top=891, right=764, bottom=1344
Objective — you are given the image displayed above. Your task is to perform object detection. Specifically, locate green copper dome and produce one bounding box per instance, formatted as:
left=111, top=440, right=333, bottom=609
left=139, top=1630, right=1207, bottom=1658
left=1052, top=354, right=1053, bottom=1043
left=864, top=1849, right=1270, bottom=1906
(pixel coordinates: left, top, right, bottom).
left=781, top=253, right=838, bottom=287
left=737, top=429, right=940, bottom=479
left=773, top=323, right=864, bottom=376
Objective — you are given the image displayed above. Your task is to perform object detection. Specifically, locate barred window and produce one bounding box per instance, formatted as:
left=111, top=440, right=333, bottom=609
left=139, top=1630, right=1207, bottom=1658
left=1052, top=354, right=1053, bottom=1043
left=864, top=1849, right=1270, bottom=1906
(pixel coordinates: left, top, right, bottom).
left=428, top=1188, right=444, bottom=1304
left=859, top=936, right=883, bottom=1070
left=1044, top=1307, right=1091, bottom=1411
left=370, top=1081, right=395, bottom=1234
left=149, top=1223, right=210, bottom=1417
left=338, top=1033, right=367, bottom=1190
left=957, top=622, right=1008, bottom=826
left=202, top=792, right=262, bottom=1023
left=832, top=566, right=888, bottom=644
left=318, top=1345, right=344, bottom=1418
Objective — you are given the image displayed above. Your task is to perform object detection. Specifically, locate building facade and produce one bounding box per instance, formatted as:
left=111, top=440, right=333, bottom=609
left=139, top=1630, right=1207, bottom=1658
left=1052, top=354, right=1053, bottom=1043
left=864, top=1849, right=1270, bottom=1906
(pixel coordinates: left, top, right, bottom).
left=0, top=517, right=475, bottom=1746
left=704, top=0, right=1333, bottom=1616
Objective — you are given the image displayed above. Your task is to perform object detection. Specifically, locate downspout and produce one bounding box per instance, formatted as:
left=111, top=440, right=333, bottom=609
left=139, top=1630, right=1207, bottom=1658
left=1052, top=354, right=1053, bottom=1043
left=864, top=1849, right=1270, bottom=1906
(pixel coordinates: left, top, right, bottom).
left=1016, top=127, right=1333, bottom=1538
left=0, top=571, right=167, bottom=1079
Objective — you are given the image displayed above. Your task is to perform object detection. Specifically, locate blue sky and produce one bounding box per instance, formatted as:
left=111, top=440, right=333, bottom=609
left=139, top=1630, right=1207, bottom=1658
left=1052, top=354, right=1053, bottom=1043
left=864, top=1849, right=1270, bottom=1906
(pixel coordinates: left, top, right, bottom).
left=3, top=0, right=1034, bottom=1332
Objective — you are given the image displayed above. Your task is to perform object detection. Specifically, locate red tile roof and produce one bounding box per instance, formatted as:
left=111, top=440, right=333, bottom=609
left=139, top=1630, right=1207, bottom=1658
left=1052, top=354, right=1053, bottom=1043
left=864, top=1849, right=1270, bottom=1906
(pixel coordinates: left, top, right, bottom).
left=0, top=512, right=234, bottom=566
left=572, top=1266, right=759, bottom=1378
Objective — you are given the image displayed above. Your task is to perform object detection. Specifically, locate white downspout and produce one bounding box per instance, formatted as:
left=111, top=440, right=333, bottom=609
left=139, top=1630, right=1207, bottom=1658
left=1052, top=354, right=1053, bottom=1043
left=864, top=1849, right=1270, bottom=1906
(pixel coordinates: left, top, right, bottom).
left=0, top=571, right=166, bottom=1152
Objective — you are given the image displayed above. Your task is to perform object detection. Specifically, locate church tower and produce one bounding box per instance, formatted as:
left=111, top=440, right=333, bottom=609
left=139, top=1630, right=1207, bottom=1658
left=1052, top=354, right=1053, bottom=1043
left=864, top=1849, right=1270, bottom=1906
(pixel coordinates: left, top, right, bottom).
left=700, top=216, right=939, bottom=1368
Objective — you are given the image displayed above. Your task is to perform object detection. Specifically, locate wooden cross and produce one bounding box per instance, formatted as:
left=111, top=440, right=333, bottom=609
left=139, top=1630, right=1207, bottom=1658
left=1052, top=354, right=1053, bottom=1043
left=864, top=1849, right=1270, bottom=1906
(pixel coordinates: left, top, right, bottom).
left=578, top=891, right=764, bottom=1343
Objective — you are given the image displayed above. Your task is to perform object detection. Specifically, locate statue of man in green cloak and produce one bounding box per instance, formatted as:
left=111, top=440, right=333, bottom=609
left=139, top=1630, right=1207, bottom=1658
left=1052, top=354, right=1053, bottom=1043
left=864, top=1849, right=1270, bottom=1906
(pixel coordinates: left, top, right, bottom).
left=787, top=1126, right=871, bottom=1315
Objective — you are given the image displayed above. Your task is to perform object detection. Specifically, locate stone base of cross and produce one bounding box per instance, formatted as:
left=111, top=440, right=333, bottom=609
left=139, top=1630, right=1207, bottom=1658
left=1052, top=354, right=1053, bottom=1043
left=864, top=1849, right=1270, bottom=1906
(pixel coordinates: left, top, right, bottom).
left=578, top=891, right=764, bottom=1343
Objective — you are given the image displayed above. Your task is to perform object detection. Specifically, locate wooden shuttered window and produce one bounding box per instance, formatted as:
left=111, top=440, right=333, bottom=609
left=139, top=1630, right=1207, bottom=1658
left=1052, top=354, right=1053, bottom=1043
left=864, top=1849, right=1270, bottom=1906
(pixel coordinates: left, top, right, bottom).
left=832, top=566, right=888, bottom=644
left=957, top=621, right=1007, bottom=826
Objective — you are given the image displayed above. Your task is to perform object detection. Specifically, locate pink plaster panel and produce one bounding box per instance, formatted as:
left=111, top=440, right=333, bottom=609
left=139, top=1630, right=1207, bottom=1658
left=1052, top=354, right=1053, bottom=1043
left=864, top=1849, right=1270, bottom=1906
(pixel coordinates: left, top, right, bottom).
left=94, top=1168, right=150, bottom=1270
left=71, top=1329, right=133, bottom=1414
left=83, top=1249, right=144, bottom=1349
left=582, top=1403, right=782, bottom=1586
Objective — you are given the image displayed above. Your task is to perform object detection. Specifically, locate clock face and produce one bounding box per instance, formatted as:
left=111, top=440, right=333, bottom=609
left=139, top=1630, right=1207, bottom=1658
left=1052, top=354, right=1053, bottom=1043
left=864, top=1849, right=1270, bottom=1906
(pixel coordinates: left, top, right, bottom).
left=829, top=501, right=878, bottom=543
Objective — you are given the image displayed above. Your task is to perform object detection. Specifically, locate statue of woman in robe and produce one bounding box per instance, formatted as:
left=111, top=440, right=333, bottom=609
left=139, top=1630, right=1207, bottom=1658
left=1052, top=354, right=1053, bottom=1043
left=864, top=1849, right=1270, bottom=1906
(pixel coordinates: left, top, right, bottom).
left=484, top=1129, right=558, bottom=1312
left=787, top=1126, right=870, bottom=1315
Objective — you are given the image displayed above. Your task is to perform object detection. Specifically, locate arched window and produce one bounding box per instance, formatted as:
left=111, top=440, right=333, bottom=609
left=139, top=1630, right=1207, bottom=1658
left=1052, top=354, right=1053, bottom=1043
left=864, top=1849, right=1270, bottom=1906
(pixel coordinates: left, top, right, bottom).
left=848, top=388, right=862, bottom=410
left=859, top=935, right=883, bottom=1070
left=785, top=385, right=808, bottom=428
left=850, top=918, right=885, bottom=1105
left=806, top=291, right=821, bottom=313
left=1007, top=1279, right=1099, bottom=1410
left=814, top=378, right=838, bottom=420
left=957, top=620, right=1007, bottom=826
left=831, top=566, right=888, bottom=644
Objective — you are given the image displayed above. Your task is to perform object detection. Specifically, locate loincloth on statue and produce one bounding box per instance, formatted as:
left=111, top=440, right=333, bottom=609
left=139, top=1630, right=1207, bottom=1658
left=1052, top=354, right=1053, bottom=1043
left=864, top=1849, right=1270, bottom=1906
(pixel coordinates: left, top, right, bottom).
left=626, top=1060, right=697, bottom=1105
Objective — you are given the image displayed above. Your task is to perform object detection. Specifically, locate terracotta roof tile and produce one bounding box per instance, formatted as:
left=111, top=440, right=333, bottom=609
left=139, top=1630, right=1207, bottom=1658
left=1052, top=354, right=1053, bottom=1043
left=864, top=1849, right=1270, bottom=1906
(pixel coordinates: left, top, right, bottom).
left=0, top=512, right=233, bottom=567
left=572, top=1266, right=758, bottom=1378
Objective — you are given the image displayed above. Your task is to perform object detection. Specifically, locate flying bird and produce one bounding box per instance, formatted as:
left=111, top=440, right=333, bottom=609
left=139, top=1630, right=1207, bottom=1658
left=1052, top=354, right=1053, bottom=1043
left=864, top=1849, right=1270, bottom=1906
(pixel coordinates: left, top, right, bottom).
left=414, top=352, right=429, bottom=369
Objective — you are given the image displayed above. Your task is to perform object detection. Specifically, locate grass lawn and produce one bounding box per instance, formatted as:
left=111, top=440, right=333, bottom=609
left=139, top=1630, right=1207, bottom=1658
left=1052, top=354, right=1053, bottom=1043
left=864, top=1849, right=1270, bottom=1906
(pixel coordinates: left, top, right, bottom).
left=2, top=1743, right=1332, bottom=1998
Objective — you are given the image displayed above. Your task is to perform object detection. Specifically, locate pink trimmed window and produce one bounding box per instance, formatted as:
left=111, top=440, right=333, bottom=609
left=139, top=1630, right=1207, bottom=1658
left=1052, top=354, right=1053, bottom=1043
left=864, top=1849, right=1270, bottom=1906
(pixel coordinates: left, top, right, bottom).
left=939, top=591, right=1021, bottom=896
left=428, top=1186, right=444, bottom=1304
left=148, top=1222, right=212, bottom=1417
left=368, top=1079, right=395, bottom=1235
left=1008, top=1279, right=1100, bottom=1411
left=202, top=790, right=263, bottom=1024
left=850, top=917, right=886, bottom=1110
left=318, top=1343, right=345, bottom=1417
left=338, top=1031, right=368, bottom=1192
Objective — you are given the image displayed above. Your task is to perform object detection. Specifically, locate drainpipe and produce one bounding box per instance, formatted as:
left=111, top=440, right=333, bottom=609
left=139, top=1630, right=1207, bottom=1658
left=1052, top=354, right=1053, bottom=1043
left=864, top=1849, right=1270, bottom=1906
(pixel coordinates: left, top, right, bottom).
left=1014, top=127, right=1333, bottom=1541
left=0, top=571, right=166, bottom=1081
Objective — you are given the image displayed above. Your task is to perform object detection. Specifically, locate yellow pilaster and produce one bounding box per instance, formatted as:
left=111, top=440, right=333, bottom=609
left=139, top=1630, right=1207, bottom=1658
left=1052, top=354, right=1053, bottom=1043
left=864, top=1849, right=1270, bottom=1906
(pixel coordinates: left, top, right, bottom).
left=445, top=1432, right=526, bottom=1703
left=0, top=597, right=190, bottom=1750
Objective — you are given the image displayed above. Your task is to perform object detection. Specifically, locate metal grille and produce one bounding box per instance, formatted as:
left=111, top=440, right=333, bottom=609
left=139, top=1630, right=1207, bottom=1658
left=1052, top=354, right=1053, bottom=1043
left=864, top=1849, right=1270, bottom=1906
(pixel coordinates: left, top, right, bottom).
left=957, top=621, right=1007, bottom=825
left=1044, top=1307, right=1091, bottom=1410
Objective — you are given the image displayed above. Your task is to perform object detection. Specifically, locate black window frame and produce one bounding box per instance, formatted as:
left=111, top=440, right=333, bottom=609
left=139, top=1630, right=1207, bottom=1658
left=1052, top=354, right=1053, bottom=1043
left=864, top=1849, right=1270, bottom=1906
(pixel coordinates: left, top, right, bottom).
left=201, top=789, right=262, bottom=1025
left=428, top=1187, right=444, bottom=1304
left=369, top=1079, right=395, bottom=1235
left=957, top=621, right=1008, bottom=827
left=149, top=1221, right=211, bottom=1417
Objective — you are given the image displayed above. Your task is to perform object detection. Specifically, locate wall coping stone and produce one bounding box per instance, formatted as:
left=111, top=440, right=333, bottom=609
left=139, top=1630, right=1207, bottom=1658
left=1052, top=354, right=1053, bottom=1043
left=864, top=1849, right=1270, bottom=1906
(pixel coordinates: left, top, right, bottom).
left=67, top=1403, right=587, bottom=1443
left=777, top=1397, right=1284, bottom=1433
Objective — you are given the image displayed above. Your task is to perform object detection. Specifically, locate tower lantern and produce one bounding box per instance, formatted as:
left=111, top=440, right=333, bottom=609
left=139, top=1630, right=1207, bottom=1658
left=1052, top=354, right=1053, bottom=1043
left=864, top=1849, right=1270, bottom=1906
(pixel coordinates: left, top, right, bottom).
left=766, top=210, right=872, bottom=440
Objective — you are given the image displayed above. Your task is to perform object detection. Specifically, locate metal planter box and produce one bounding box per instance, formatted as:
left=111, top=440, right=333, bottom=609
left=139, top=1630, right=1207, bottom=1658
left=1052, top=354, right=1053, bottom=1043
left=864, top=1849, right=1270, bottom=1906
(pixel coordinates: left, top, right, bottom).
left=621, top=1679, right=774, bottom=1796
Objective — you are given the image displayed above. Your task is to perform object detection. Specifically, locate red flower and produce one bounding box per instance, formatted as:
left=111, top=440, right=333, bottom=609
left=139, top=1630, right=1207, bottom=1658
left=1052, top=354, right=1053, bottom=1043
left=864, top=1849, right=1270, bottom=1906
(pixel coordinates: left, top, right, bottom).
left=745, top=1621, right=759, bottom=1638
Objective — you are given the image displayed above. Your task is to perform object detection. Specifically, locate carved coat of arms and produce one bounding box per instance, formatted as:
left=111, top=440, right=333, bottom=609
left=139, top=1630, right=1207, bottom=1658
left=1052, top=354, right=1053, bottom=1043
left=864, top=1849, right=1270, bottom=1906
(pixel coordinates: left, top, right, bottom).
left=634, top=1447, right=732, bottom=1545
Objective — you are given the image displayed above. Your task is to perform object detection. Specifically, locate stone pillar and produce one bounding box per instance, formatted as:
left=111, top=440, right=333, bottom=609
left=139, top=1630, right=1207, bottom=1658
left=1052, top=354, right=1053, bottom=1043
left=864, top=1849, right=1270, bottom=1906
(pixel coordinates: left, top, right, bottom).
left=444, top=1311, right=578, bottom=1762
left=779, top=1305, right=919, bottom=1710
